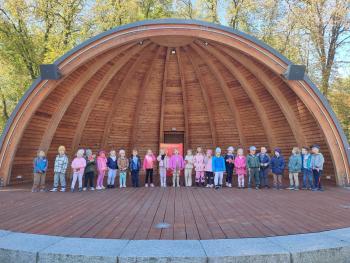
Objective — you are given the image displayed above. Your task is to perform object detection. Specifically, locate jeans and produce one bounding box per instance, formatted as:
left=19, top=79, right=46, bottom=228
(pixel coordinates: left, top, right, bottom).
left=248, top=168, right=260, bottom=187
left=131, top=170, right=139, bottom=187
left=119, top=171, right=127, bottom=187
left=84, top=171, right=94, bottom=188
left=145, top=169, right=153, bottom=184
left=214, top=171, right=223, bottom=186
left=313, top=169, right=322, bottom=189
left=259, top=168, right=269, bottom=187
left=159, top=167, right=167, bottom=187
left=302, top=169, right=313, bottom=189
left=53, top=172, right=66, bottom=188
left=226, top=168, right=233, bottom=184
left=107, top=169, right=117, bottom=186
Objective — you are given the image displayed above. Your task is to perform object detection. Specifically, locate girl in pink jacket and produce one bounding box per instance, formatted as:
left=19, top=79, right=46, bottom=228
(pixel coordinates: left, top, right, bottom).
left=204, top=149, right=214, bottom=188
left=193, top=147, right=205, bottom=186
left=169, top=148, right=184, bottom=187
left=96, top=150, right=107, bottom=190
left=234, top=148, right=247, bottom=189
left=143, top=149, right=156, bottom=187
left=71, top=149, right=86, bottom=192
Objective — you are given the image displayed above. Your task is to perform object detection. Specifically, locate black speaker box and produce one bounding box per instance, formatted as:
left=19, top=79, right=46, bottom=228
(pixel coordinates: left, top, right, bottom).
left=40, top=64, right=61, bottom=80
left=283, top=65, right=306, bottom=80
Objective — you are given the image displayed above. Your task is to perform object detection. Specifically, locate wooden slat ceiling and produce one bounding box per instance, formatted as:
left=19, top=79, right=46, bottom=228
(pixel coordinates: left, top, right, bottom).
left=10, top=36, right=335, bottom=184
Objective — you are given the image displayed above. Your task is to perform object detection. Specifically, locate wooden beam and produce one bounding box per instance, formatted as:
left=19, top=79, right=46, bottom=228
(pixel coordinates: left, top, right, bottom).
left=129, top=46, right=163, bottom=150
left=159, top=48, right=170, bottom=145
left=101, top=43, right=158, bottom=150
left=175, top=47, right=189, bottom=151
left=189, top=44, right=246, bottom=147
left=70, top=42, right=153, bottom=154
left=194, top=40, right=276, bottom=150
left=217, top=43, right=307, bottom=147
left=38, top=43, right=136, bottom=152
left=184, top=47, right=217, bottom=147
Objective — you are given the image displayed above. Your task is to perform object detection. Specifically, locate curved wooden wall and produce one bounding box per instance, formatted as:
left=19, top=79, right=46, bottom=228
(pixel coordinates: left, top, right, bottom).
left=0, top=20, right=348, bottom=186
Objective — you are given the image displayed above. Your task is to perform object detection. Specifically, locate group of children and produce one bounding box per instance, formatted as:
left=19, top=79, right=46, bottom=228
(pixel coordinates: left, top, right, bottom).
left=31, top=144, right=325, bottom=192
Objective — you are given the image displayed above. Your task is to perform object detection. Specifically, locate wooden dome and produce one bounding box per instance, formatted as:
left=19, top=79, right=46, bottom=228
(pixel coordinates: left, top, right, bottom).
left=0, top=19, right=349, bottom=186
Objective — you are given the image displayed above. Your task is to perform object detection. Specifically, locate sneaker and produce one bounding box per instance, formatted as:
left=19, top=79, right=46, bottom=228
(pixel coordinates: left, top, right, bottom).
left=206, top=184, right=210, bottom=188
left=96, top=186, right=102, bottom=190
left=294, top=188, right=299, bottom=191
left=145, top=184, right=149, bottom=187
left=90, top=187, right=95, bottom=191
left=286, top=186, right=294, bottom=190
left=120, top=185, right=123, bottom=188
left=40, top=189, right=46, bottom=192
left=31, top=189, right=38, bottom=193
left=301, top=187, right=307, bottom=190
left=150, top=183, right=154, bottom=187
left=228, top=183, right=232, bottom=188
left=101, top=186, right=106, bottom=190
left=78, top=188, right=82, bottom=192
left=123, top=185, right=126, bottom=188
left=71, top=188, right=74, bottom=193
left=50, top=188, right=58, bottom=192
left=83, top=187, right=87, bottom=191
left=60, top=188, right=66, bottom=192
left=255, top=186, right=260, bottom=190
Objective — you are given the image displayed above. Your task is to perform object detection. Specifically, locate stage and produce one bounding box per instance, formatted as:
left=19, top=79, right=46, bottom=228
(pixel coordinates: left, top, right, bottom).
left=1, top=186, right=350, bottom=240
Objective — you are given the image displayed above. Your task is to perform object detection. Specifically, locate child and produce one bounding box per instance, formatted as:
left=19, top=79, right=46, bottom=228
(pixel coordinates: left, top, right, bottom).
left=129, top=149, right=141, bottom=187
left=204, top=149, right=214, bottom=188
left=184, top=149, right=194, bottom=187
left=107, top=150, right=118, bottom=188
left=247, top=146, right=260, bottom=190
left=212, top=147, right=225, bottom=189
left=118, top=149, right=129, bottom=188
left=234, top=148, right=247, bottom=189
left=287, top=147, right=302, bottom=190
left=83, top=149, right=96, bottom=191
left=143, top=149, right=156, bottom=187
left=224, top=146, right=235, bottom=188
left=169, top=148, right=184, bottom=187
left=258, top=147, right=270, bottom=188
left=270, top=148, right=285, bottom=190
left=311, top=145, right=324, bottom=191
left=301, top=147, right=313, bottom=190
left=50, top=145, right=68, bottom=192
left=157, top=149, right=168, bottom=187
left=71, top=149, right=86, bottom=192
left=96, top=150, right=107, bottom=190
left=32, top=150, right=48, bottom=192
left=193, top=147, right=205, bottom=186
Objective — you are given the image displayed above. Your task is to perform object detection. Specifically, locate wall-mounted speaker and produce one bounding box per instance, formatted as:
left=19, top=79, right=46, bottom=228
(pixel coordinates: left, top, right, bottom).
left=40, top=64, right=61, bottom=80
left=283, top=65, right=306, bottom=80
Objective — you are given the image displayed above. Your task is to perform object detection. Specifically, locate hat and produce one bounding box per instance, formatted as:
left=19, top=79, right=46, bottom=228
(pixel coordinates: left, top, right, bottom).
left=249, top=146, right=256, bottom=151
left=311, top=144, right=320, bottom=150
left=274, top=148, right=282, bottom=154
left=227, top=146, right=234, bottom=152
left=215, top=147, right=221, bottom=153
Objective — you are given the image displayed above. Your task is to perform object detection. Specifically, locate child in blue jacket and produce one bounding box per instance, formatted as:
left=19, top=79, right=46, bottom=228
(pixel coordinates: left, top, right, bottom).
left=212, top=147, right=226, bottom=189
left=270, top=148, right=285, bottom=190
left=301, top=147, right=313, bottom=190
left=32, top=150, right=48, bottom=192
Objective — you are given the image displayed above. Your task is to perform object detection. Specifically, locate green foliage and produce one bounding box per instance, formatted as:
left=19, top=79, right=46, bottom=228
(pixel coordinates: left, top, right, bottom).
left=0, top=0, right=349, bottom=142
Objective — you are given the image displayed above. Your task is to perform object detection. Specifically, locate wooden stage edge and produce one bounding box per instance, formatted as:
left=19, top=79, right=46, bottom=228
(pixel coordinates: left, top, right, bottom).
left=0, top=186, right=350, bottom=240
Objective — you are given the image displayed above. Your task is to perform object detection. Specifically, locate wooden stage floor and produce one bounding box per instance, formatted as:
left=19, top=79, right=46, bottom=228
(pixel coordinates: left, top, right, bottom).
left=0, top=186, right=350, bottom=240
